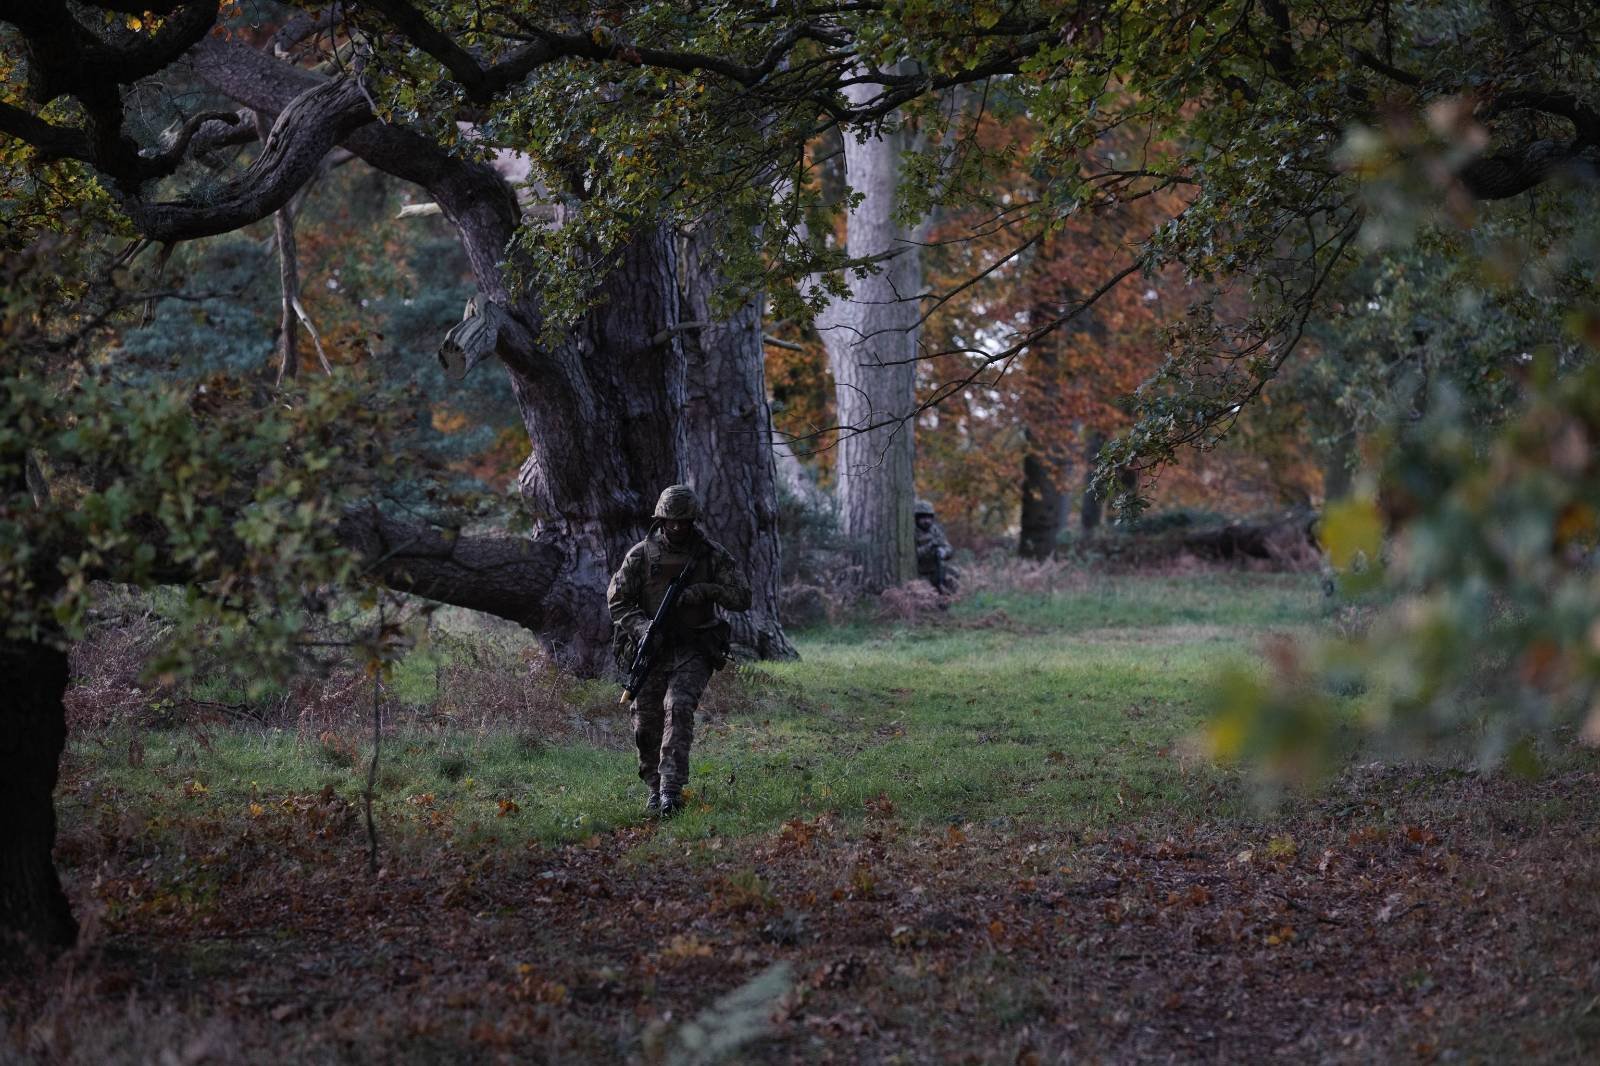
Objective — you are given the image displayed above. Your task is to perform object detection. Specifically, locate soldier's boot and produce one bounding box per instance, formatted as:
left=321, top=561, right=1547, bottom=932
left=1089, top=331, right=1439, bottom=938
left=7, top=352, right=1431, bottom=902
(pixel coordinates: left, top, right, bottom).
left=644, top=788, right=661, bottom=815
left=657, top=789, right=683, bottom=818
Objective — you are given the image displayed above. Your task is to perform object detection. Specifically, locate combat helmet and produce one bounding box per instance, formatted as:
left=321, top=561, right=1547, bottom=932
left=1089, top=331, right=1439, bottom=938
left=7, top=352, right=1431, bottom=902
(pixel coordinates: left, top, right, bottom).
left=913, top=498, right=936, bottom=517
left=653, top=484, right=700, bottom=521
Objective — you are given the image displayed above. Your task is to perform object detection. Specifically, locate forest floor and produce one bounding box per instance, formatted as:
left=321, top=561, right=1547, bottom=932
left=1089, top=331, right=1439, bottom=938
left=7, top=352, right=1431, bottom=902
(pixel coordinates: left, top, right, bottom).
left=5, top=572, right=1600, bottom=1064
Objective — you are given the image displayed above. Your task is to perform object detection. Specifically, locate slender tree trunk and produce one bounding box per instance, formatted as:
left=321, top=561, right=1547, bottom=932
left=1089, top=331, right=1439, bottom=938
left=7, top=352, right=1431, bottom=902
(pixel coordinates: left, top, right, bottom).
left=256, top=111, right=302, bottom=385
left=680, top=223, right=796, bottom=659
left=0, top=634, right=77, bottom=956
left=272, top=205, right=301, bottom=384
left=815, top=88, right=923, bottom=591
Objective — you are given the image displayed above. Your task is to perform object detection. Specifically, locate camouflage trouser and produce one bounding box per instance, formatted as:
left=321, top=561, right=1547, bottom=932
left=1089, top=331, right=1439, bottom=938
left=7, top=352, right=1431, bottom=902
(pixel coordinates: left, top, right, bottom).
left=631, top=646, right=713, bottom=797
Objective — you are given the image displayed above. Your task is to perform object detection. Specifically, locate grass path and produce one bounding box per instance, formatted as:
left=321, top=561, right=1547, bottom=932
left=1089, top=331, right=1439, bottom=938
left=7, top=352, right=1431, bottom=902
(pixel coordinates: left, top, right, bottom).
left=65, top=574, right=1325, bottom=848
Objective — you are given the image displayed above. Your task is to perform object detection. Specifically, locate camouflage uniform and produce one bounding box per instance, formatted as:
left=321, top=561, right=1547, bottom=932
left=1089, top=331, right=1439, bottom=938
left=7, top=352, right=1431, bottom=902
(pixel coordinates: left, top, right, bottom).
left=607, top=485, right=751, bottom=814
left=914, top=498, right=956, bottom=592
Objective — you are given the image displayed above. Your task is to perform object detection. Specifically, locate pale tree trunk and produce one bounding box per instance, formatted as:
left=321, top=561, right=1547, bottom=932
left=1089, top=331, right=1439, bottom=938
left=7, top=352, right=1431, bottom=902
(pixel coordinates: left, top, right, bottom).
left=271, top=205, right=301, bottom=384
left=815, top=89, right=924, bottom=591
left=253, top=110, right=302, bottom=386
left=679, top=222, right=796, bottom=660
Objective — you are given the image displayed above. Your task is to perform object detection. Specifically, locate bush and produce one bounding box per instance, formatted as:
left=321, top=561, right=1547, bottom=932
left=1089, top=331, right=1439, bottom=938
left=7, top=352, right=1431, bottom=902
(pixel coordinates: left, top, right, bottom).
left=776, top=480, right=845, bottom=585
left=1116, top=507, right=1228, bottom=535
left=776, top=480, right=875, bottom=624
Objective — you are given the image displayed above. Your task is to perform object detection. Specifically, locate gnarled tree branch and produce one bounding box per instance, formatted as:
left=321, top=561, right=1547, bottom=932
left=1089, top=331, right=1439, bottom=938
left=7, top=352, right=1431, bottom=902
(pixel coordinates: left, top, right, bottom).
left=125, top=76, right=373, bottom=242
left=1457, top=139, right=1600, bottom=200
left=337, top=507, right=581, bottom=635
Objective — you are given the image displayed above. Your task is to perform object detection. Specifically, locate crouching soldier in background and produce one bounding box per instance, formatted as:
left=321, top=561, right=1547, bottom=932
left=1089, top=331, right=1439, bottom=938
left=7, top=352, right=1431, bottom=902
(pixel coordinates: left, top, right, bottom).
left=914, top=498, right=958, bottom=594
left=608, top=485, right=751, bottom=817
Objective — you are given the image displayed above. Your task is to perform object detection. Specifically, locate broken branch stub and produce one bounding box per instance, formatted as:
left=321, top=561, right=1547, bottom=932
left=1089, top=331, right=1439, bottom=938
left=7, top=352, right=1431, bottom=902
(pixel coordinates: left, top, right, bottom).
left=439, top=295, right=512, bottom=380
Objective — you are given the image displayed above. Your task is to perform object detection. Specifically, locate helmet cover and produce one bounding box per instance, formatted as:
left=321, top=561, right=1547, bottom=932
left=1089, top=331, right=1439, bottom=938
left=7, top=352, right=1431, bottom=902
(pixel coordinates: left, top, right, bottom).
left=653, top=484, right=700, bottom=521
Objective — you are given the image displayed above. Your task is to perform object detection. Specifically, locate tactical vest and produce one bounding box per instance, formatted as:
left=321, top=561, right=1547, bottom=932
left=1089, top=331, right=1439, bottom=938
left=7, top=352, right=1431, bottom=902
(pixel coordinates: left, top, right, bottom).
left=643, top=532, right=717, bottom=630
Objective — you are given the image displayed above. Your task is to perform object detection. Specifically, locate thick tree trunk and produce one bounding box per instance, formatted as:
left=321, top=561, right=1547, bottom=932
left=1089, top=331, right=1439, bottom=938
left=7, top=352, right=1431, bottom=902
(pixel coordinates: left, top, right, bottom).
left=508, top=221, right=688, bottom=673
left=679, top=223, right=796, bottom=660
left=0, top=635, right=77, bottom=956
left=815, top=88, right=923, bottom=591
left=1018, top=448, right=1068, bottom=559
left=1018, top=311, right=1067, bottom=559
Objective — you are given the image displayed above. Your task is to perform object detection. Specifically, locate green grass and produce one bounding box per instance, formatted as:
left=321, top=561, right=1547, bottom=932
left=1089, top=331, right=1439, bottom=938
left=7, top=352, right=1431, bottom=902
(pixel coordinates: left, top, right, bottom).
left=62, top=574, right=1327, bottom=850
left=950, top=570, right=1320, bottom=633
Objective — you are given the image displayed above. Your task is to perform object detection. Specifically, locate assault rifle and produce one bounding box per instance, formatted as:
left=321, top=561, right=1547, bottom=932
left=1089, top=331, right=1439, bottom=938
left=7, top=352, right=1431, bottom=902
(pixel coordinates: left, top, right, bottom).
left=619, top=544, right=709, bottom=703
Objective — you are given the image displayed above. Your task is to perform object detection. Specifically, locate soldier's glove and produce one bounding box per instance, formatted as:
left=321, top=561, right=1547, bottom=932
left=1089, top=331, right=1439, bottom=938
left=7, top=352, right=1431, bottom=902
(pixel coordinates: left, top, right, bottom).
left=678, top=583, right=717, bottom=608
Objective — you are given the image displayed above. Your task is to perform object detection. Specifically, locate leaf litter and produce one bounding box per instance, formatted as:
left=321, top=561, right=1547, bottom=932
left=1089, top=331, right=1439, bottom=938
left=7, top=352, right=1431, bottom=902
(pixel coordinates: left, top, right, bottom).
left=4, top=761, right=1599, bottom=1063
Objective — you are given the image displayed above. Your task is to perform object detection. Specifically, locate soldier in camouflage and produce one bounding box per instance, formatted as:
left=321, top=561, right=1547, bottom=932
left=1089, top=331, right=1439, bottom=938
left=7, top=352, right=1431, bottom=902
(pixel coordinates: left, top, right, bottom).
left=607, top=485, right=751, bottom=817
left=914, top=498, right=957, bottom=593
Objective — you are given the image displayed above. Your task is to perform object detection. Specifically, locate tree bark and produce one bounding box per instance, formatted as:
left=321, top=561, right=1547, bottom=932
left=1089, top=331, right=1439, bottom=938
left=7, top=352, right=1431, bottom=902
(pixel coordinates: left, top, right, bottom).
left=1018, top=309, right=1067, bottom=559
left=188, top=39, right=810, bottom=669
left=254, top=110, right=301, bottom=386
left=1019, top=448, right=1068, bottom=559
left=815, top=87, right=924, bottom=591
left=272, top=203, right=301, bottom=384
left=502, top=220, right=688, bottom=672
left=0, top=635, right=77, bottom=957
left=679, top=222, right=796, bottom=660
left=1081, top=430, right=1106, bottom=532
left=337, top=508, right=588, bottom=629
